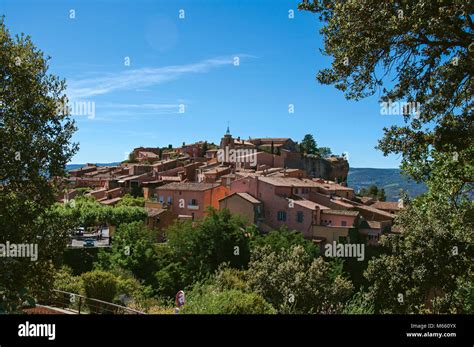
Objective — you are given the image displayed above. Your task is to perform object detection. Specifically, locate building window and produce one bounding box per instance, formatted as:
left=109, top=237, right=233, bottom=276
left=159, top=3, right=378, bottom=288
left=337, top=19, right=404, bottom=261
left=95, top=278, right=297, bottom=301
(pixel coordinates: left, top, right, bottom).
left=159, top=195, right=164, bottom=203
left=341, top=221, right=347, bottom=226
left=296, top=211, right=304, bottom=223
left=277, top=211, right=287, bottom=221
left=189, top=198, right=197, bottom=206
left=167, top=196, right=172, bottom=204
left=294, top=188, right=299, bottom=194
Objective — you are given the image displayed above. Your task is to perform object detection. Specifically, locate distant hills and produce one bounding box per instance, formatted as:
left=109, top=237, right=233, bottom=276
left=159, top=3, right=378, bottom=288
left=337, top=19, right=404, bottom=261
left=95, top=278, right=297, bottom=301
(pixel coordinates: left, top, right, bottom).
left=65, top=164, right=427, bottom=202
left=348, top=167, right=426, bottom=201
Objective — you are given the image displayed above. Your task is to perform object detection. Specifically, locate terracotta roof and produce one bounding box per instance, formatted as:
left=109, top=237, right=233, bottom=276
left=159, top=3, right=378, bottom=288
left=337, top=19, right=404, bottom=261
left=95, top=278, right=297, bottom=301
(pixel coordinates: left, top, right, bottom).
left=259, top=176, right=321, bottom=188
left=252, top=138, right=291, bottom=143
left=330, top=199, right=355, bottom=208
left=146, top=207, right=167, bottom=217
left=371, top=201, right=402, bottom=211
left=99, top=197, right=122, bottom=205
left=236, top=192, right=261, bottom=204
left=355, top=205, right=395, bottom=218
left=156, top=182, right=220, bottom=191
left=322, top=209, right=359, bottom=217
left=204, top=167, right=230, bottom=174
left=359, top=196, right=375, bottom=204
left=293, top=200, right=328, bottom=210
left=159, top=176, right=182, bottom=182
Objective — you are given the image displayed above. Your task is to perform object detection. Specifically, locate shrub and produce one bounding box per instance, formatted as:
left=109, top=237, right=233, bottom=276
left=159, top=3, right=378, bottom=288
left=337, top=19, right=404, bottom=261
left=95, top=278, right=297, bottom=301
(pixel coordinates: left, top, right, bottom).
left=81, top=270, right=118, bottom=313
left=182, top=285, right=275, bottom=314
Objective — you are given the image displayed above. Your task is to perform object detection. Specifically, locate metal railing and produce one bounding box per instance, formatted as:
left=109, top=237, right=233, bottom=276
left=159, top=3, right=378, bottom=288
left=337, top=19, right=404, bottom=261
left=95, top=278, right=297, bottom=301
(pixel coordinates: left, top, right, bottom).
left=37, top=289, right=145, bottom=315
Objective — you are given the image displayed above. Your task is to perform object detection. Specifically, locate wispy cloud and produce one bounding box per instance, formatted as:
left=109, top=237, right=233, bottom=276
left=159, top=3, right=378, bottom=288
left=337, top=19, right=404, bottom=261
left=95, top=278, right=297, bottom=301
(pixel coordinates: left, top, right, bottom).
left=70, top=101, right=188, bottom=123
left=67, top=55, right=251, bottom=99
left=100, top=102, right=181, bottom=110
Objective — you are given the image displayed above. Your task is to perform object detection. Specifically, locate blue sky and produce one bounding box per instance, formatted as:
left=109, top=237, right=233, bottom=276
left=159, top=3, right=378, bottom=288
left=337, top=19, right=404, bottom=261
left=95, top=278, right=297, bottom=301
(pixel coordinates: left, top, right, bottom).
left=1, top=0, right=405, bottom=168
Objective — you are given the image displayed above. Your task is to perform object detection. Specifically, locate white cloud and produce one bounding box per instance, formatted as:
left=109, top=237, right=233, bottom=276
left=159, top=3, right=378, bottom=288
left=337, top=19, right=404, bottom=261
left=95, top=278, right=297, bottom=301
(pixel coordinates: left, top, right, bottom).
left=67, top=56, right=245, bottom=99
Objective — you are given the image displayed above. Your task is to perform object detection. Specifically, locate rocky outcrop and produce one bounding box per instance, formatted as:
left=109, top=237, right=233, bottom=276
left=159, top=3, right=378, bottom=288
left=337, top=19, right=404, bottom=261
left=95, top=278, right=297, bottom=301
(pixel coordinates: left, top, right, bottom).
left=324, top=156, right=349, bottom=183
left=283, top=152, right=349, bottom=182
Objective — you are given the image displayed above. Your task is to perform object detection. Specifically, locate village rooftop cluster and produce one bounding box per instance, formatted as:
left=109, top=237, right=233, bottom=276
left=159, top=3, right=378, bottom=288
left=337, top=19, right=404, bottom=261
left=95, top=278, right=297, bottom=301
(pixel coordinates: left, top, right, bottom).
left=62, top=127, right=403, bottom=248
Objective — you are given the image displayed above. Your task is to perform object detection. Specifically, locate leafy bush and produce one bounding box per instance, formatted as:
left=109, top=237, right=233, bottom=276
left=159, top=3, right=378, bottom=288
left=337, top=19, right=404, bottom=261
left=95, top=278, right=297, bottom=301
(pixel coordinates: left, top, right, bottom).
left=164, top=208, right=252, bottom=288
left=251, top=226, right=319, bottom=257
left=212, top=265, right=249, bottom=292
left=248, top=245, right=353, bottom=314
left=182, top=284, right=275, bottom=314
left=97, top=222, right=159, bottom=285
left=53, top=266, right=83, bottom=294
left=81, top=270, right=118, bottom=313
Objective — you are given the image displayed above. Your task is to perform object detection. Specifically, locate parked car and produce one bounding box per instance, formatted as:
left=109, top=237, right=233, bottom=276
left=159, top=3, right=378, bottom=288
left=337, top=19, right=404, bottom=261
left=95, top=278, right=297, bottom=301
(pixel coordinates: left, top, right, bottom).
left=83, top=238, right=94, bottom=247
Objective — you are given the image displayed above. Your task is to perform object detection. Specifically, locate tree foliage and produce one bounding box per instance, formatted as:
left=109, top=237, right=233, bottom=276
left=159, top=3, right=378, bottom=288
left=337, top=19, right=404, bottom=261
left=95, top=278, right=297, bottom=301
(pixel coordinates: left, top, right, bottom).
left=247, top=245, right=353, bottom=313
left=300, top=1, right=473, bottom=183
left=97, top=221, right=159, bottom=286
left=0, top=17, right=78, bottom=312
left=364, top=195, right=473, bottom=313
left=164, top=208, right=252, bottom=286
left=300, top=134, right=318, bottom=155
left=250, top=226, right=319, bottom=257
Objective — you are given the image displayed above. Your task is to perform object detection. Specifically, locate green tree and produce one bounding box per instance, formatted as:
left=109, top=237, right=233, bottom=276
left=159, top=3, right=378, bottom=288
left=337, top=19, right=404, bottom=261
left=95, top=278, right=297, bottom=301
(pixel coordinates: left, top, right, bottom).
left=0, top=17, right=78, bottom=311
left=97, top=222, right=159, bottom=286
left=364, top=195, right=473, bottom=313
left=53, top=266, right=83, bottom=295
left=201, top=141, right=209, bottom=157
left=247, top=245, right=353, bottom=313
left=377, top=188, right=386, bottom=202
left=81, top=270, right=118, bottom=313
left=301, top=1, right=474, bottom=314
left=299, top=1, right=473, bottom=184
left=317, top=146, right=332, bottom=158
left=300, top=134, right=318, bottom=155
left=116, top=194, right=145, bottom=207
left=367, top=185, right=379, bottom=198
left=165, top=208, right=252, bottom=286
left=126, top=152, right=138, bottom=163
left=250, top=226, right=319, bottom=257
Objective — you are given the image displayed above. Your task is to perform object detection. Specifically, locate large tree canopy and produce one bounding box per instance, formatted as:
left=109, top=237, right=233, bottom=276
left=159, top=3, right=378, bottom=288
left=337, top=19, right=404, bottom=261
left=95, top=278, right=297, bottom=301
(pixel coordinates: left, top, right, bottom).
left=299, top=1, right=473, bottom=314
left=0, top=17, right=78, bottom=312
left=300, top=1, right=473, bottom=183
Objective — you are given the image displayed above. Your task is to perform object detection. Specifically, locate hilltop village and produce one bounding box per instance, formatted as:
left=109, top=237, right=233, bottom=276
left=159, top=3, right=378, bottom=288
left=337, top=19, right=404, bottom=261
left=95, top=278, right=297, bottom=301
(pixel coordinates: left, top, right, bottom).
left=62, top=129, right=402, bottom=247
